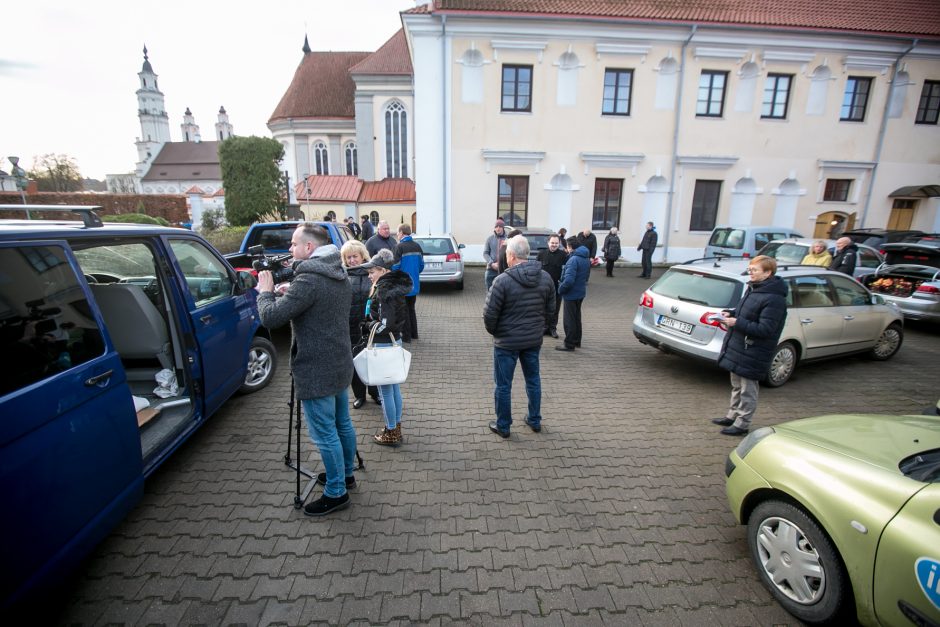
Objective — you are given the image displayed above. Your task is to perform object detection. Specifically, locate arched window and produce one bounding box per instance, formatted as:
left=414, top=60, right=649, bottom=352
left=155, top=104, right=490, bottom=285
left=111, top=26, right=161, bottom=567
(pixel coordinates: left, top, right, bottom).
left=344, top=142, right=358, bottom=176
left=370, top=210, right=380, bottom=225
left=325, top=210, right=336, bottom=221
left=385, top=101, right=408, bottom=178
left=314, top=141, right=329, bottom=175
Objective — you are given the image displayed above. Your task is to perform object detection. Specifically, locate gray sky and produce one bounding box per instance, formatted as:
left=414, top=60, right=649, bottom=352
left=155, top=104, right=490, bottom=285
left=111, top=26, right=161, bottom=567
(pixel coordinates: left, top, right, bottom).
left=1, top=0, right=416, bottom=180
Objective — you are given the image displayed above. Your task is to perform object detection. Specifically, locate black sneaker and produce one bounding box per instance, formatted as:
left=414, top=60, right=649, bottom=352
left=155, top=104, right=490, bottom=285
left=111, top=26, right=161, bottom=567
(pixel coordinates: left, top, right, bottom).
left=488, top=421, right=510, bottom=438
left=720, top=425, right=749, bottom=437
left=303, top=492, right=350, bottom=517
left=711, top=418, right=733, bottom=427
left=315, top=473, right=356, bottom=490
left=524, top=416, right=541, bottom=433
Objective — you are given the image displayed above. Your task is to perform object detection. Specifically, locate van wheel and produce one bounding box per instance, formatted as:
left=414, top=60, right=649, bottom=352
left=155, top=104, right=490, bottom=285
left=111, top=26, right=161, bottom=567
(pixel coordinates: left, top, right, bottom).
left=455, top=279, right=464, bottom=291
left=765, top=341, right=797, bottom=387
left=240, top=336, right=276, bottom=394
left=869, top=324, right=902, bottom=361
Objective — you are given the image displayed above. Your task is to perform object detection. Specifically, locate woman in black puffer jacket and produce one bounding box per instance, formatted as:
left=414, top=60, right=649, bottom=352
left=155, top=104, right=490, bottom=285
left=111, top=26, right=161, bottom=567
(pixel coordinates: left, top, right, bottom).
left=340, top=241, right=379, bottom=409
left=361, top=248, right=413, bottom=446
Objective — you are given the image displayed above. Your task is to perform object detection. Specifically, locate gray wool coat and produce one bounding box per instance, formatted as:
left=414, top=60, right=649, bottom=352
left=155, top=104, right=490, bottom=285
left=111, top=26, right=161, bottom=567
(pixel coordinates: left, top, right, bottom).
left=256, top=245, right=353, bottom=400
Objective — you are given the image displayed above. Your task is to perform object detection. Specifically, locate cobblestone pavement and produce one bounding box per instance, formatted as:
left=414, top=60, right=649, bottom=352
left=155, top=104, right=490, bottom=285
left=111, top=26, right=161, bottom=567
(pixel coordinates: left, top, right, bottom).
left=56, top=266, right=939, bottom=625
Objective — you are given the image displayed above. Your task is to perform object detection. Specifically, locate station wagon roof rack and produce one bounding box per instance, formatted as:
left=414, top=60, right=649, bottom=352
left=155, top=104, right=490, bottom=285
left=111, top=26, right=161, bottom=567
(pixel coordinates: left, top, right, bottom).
left=0, top=204, right=104, bottom=228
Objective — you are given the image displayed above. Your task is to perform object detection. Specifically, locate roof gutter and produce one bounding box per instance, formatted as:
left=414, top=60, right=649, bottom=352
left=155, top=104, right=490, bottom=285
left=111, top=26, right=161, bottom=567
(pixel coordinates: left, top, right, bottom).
left=441, top=14, right=449, bottom=235
left=664, top=24, right=697, bottom=261
left=860, top=38, right=919, bottom=228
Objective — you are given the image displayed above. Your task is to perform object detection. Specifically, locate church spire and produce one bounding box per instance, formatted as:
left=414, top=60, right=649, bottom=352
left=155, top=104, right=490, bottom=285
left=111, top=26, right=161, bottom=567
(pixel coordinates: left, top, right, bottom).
left=142, top=44, right=153, bottom=73
left=302, top=34, right=311, bottom=54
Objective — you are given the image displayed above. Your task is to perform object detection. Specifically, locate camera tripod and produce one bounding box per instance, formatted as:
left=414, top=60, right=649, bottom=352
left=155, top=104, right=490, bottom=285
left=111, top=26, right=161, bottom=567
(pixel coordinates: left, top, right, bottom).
left=284, top=373, right=364, bottom=509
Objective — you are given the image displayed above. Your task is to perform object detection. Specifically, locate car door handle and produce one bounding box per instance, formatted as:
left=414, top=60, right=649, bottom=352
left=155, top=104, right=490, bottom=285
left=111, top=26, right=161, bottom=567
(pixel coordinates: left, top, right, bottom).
left=800, top=318, right=814, bottom=324
left=200, top=314, right=214, bottom=324
left=843, top=315, right=855, bottom=321
left=84, top=369, right=113, bottom=387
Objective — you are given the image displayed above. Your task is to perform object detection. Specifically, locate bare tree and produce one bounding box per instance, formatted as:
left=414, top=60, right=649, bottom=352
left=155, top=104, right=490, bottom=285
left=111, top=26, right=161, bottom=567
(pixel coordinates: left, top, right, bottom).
left=29, top=153, right=84, bottom=192
left=107, top=173, right=138, bottom=194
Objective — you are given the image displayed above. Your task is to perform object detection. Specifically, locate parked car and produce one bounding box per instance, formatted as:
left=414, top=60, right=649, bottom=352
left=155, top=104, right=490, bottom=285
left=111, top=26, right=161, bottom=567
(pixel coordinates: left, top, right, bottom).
left=842, top=227, right=924, bottom=249
left=756, top=238, right=883, bottom=279
left=0, top=206, right=277, bottom=610
left=704, top=225, right=804, bottom=259
left=412, top=234, right=465, bottom=290
left=632, top=259, right=903, bottom=386
left=860, top=242, right=940, bottom=323
left=725, top=412, right=940, bottom=625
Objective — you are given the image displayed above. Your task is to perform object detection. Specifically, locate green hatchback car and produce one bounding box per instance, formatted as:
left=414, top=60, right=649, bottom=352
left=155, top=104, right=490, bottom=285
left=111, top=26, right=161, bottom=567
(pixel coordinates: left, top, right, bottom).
left=725, top=414, right=940, bottom=625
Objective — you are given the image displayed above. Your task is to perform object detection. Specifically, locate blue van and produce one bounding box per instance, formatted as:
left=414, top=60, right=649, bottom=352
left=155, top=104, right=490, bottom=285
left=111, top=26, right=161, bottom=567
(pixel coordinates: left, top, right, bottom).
left=0, top=207, right=277, bottom=610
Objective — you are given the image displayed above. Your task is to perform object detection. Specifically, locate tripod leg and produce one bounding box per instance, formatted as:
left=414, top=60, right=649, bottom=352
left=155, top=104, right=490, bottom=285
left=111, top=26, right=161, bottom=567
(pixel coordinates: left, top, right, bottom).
left=285, top=374, right=294, bottom=465
left=294, top=391, right=303, bottom=508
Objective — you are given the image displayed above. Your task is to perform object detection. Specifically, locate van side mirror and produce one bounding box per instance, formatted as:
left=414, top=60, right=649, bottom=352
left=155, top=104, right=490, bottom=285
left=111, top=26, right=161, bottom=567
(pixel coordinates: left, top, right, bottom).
left=236, top=270, right=257, bottom=292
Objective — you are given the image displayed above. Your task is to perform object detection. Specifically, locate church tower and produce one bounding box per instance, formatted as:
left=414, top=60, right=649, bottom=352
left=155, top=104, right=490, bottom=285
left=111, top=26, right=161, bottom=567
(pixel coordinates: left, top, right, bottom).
left=135, top=45, right=171, bottom=177
left=181, top=107, right=200, bottom=142
left=215, top=106, right=234, bottom=141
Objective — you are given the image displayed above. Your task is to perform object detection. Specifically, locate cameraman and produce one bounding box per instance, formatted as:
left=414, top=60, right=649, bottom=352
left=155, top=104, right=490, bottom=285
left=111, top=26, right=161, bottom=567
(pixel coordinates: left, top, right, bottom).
left=256, top=223, right=358, bottom=517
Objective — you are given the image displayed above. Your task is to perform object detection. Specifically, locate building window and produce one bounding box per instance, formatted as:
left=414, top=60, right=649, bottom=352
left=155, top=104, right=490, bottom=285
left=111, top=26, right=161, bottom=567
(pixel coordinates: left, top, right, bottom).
left=344, top=142, right=358, bottom=176
left=689, top=180, right=722, bottom=231
left=824, top=179, right=852, bottom=202
left=314, top=141, right=329, bottom=175
left=841, top=77, right=872, bottom=121
left=592, top=179, right=622, bottom=229
left=385, top=101, right=408, bottom=178
left=915, top=80, right=940, bottom=124
left=369, top=210, right=379, bottom=225
left=501, top=65, right=533, bottom=112
left=325, top=210, right=336, bottom=221
left=602, top=69, right=633, bottom=116
left=497, top=175, right=528, bottom=227
left=696, top=71, right=728, bottom=117
left=762, top=74, right=792, bottom=119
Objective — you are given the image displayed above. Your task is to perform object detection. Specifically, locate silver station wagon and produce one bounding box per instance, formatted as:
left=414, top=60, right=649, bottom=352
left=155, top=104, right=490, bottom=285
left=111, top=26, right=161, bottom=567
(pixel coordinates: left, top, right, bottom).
left=632, top=259, right=904, bottom=386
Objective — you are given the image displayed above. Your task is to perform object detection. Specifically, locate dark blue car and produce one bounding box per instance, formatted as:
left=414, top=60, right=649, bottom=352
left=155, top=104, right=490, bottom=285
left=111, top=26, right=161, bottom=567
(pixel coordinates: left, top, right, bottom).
left=0, top=207, right=277, bottom=610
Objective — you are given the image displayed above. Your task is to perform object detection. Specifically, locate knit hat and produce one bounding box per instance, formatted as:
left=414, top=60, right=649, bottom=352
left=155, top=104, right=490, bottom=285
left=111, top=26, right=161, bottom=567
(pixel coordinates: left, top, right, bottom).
left=494, top=218, right=505, bottom=228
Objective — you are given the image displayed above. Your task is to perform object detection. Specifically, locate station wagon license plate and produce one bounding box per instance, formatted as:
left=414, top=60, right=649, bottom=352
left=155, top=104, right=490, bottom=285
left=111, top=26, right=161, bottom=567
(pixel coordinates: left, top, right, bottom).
left=426, top=262, right=443, bottom=270
left=658, top=315, right=693, bottom=334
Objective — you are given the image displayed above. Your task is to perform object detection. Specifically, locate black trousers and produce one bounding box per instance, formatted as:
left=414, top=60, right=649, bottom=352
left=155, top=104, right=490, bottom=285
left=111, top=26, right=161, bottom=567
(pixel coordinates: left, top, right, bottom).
left=641, top=249, right=653, bottom=277
left=605, top=259, right=616, bottom=276
left=404, top=295, right=418, bottom=341
left=547, top=286, right=562, bottom=332
left=562, top=298, right=583, bottom=348
left=350, top=333, right=378, bottom=401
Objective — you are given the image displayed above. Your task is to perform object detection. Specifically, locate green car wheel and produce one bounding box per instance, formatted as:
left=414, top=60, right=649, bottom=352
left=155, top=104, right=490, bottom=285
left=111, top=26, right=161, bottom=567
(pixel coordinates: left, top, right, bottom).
left=747, top=500, right=852, bottom=624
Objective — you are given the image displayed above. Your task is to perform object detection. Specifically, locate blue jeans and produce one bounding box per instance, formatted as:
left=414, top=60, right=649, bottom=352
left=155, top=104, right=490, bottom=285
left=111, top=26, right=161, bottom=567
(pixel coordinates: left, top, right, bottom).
left=485, top=268, right=498, bottom=290
left=375, top=341, right=404, bottom=430
left=493, top=346, right=542, bottom=432
left=301, top=390, right=357, bottom=498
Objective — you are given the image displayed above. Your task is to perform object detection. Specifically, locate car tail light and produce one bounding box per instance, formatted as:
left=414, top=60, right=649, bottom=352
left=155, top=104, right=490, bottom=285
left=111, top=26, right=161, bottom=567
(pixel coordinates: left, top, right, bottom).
left=742, top=252, right=750, bottom=258
left=640, top=292, right=654, bottom=308
left=445, top=252, right=461, bottom=262
left=916, top=284, right=940, bottom=294
left=700, top=311, right=726, bottom=328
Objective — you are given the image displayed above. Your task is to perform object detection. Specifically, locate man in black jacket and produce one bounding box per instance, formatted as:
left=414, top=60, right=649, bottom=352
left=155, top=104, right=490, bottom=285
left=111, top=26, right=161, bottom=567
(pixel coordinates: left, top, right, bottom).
left=483, top=235, right=556, bottom=438
left=828, top=237, right=858, bottom=275
left=711, top=255, right=788, bottom=436
left=577, top=227, right=598, bottom=260
left=637, top=222, right=658, bottom=278
left=537, top=234, right=567, bottom=337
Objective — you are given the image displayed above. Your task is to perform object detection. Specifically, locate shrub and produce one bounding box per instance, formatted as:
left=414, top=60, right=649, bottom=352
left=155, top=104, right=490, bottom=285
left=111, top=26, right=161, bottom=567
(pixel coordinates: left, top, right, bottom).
left=201, top=208, right=226, bottom=232
left=103, top=213, right=170, bottom=226
left=202, top=226, right=249, bottom=254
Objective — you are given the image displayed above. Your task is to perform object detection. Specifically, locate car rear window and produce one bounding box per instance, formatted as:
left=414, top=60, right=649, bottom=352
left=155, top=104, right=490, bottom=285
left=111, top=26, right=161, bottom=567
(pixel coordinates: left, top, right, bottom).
left=414, top=238, right=454, bottom=255
left=525, top=234, right=551, bottom=253
left=651, top=269, right=743, bottom=308
left=708, top=228, right=745, bottom=249
left=759, top=242, right=809, bottom=264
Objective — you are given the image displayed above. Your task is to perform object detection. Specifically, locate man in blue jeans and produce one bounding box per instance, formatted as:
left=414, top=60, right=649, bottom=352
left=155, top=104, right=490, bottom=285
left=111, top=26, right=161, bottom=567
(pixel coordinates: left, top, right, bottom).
left=483, top=235, right=556, bottom=437
left=256, top=223, right=358, bottom=517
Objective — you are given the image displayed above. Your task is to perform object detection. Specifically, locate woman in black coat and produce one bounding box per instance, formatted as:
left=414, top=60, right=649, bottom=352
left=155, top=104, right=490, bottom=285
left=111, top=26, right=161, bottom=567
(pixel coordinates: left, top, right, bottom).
left=361, top=248, right=413, bottom=446
left=602, top=228, right=622, bottom=277
left=341, top=241, right=379, bottom=409
left=712, top=255, right=788, bottom=436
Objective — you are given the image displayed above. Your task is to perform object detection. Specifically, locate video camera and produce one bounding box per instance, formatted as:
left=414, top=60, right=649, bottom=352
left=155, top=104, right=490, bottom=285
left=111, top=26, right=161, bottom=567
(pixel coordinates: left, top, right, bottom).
left=248, top=245, right=295, bottom=284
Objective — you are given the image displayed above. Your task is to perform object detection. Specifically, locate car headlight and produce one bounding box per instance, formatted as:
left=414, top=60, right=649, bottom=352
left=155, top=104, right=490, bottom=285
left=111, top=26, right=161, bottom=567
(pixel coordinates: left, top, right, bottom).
left=735, top=426, right=775, bottom=459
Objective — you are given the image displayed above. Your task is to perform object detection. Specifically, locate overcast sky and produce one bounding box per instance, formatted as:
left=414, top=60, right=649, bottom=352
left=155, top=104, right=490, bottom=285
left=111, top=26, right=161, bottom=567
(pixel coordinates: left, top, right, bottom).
left=1, top=0, right=416, bottom=180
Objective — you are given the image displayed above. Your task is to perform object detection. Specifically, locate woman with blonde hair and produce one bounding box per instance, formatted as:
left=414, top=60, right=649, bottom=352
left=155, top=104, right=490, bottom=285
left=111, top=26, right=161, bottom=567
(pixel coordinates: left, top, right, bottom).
left=801, top=240, right=833, bottom=267
left=340, top=240, right=379, bottom=409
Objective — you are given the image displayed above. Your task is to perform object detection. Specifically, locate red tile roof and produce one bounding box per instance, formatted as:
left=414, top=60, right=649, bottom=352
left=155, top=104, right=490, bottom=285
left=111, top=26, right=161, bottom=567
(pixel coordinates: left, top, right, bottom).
left=429, top=0, right=940, bottom=38
left=296, top=175, right=363, bottom=202
left=210, top=188, right=224, bottom=197
left=142, top=142, right=221, bottom=181
left=351, top=29, right=413, bottom=75
left=269, top=51, right=371, bottom=123
left=184, top=185, right=205, bottom=195
left=359, top=178, right=416, bottom=203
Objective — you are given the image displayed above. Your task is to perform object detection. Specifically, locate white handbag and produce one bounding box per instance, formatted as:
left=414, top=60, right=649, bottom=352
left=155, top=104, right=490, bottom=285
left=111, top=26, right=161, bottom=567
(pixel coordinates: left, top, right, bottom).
left=353, top=324, right=412, bottom=385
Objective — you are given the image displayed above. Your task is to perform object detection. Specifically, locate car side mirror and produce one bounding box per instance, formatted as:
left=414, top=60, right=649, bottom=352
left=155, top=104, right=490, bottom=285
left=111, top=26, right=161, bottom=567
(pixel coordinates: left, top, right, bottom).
left=236, top=270, right=257, bottom=292
left=458, top=243, right=466, bottom=249
left=871, top=294, right=885, bottom=305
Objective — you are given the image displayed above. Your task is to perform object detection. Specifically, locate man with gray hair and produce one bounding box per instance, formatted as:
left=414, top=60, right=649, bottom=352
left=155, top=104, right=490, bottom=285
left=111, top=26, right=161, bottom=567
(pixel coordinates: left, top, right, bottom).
left=366, top=220, right=398, bottom=257
left=483, top=234, right=556, bottom=438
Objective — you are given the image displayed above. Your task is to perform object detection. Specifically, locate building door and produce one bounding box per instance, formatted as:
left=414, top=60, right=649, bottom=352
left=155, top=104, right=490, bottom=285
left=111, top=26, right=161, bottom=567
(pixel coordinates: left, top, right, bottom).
left=814, top=211, right=856, bottom=239
left=411, top=212, right=417, bottom=233
left=887, top=199, right=916, bottom=229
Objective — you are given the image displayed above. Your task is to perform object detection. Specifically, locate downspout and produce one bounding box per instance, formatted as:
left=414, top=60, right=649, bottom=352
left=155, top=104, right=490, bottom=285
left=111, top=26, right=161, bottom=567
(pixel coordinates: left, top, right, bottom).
left=860, top=38, right=917, bottom=228
left=664, top=25, right=696, bottom=261
left=441, top=14, right=449, bottom=234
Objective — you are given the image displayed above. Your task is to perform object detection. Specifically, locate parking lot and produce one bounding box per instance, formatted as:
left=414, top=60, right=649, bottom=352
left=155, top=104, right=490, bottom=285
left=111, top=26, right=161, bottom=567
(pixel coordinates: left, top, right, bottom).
left=57, top=266, right=939, bottom=625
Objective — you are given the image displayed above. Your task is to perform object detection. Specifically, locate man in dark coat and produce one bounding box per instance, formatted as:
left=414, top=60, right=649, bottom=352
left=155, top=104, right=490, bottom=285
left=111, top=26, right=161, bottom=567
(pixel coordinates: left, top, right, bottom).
left=256, top=223, right=357, bottom=516
left=637, top=222, right=658, bottom=278
left=393, top=224, right=425, bottom=342
left=366, top=220, right=398, bottom=257
left=577, top=228, right=598, bottom=259
left=360, top=215, right=374, bottom=241
left=537, top=234, right=568, bottom=338
left=483, top=235, right=555, bottom=437
left=712, top=255, right=788, bottom=436
left=828, top=237, right=858, bottom=275
left=555, top=237, right=591, bottom=352
left=346, top=216, right=361, bottom=240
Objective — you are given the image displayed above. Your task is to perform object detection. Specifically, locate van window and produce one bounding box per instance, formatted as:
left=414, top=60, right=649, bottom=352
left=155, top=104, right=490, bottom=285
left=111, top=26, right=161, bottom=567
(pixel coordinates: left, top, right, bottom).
left=169, top=240, right=234, bottom=306
left=651, top=268, right=743, bottom=308
left=708, top=228, right=745, bottom=250
left=0, top=245, right=105, bottom=396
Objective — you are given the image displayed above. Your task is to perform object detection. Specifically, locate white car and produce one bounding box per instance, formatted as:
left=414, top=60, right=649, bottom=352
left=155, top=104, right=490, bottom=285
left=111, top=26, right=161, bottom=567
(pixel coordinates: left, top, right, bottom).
left=413, top=234, right=465, bottom=290
left=756, top=238, right=883, bottom=279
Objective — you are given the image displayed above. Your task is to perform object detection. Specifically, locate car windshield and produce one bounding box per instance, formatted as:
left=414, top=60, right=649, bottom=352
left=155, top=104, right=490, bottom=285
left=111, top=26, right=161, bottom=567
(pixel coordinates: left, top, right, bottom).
left=651, top=269, right=743, bottom=308
left=899, top=449, right=940, bottom=482
left=709, top=228, right=745, bottom=249
left=414, top=238, right=454, bottom=255
left=759, top=242, right=809, bottom=264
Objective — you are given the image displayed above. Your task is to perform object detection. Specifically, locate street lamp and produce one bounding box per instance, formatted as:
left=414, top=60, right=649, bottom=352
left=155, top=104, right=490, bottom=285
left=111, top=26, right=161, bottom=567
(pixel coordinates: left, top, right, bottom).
left=8, top=156, right=29, bottom=218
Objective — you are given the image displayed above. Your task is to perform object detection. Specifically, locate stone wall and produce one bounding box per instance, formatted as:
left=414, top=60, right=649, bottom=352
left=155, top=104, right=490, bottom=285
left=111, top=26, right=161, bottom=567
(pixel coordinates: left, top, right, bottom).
left=0, top=192, right=189, bottom=223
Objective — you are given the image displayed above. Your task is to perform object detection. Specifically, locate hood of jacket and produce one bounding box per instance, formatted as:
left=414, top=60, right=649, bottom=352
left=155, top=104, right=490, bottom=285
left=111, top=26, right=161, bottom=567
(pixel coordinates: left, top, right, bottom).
left=347, top=265, right=369, bottom=278
left=376, top=269, right=413, bottom=297
left=505, top=260, right=544, bottom=288
left=293, top=246, right=347, bottom=282
left=571, top=246, right=590, bottom=259
left=748, top=274, right=788, bottom=297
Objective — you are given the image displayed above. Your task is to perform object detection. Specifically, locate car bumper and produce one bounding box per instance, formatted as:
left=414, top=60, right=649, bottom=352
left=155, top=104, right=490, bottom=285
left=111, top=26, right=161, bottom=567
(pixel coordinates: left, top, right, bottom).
left=632, top=308, right=724, bottom=362
left=880, top=295, right=940, bottom=322
left=725, top=449, right=772, bottom=524
left=420, top=268, right=464, bottom=284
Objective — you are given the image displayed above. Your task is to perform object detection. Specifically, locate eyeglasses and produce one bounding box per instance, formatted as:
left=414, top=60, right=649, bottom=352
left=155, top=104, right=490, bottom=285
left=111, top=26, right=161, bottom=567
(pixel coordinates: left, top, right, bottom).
left=746, top=267, right=766, bottom=274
